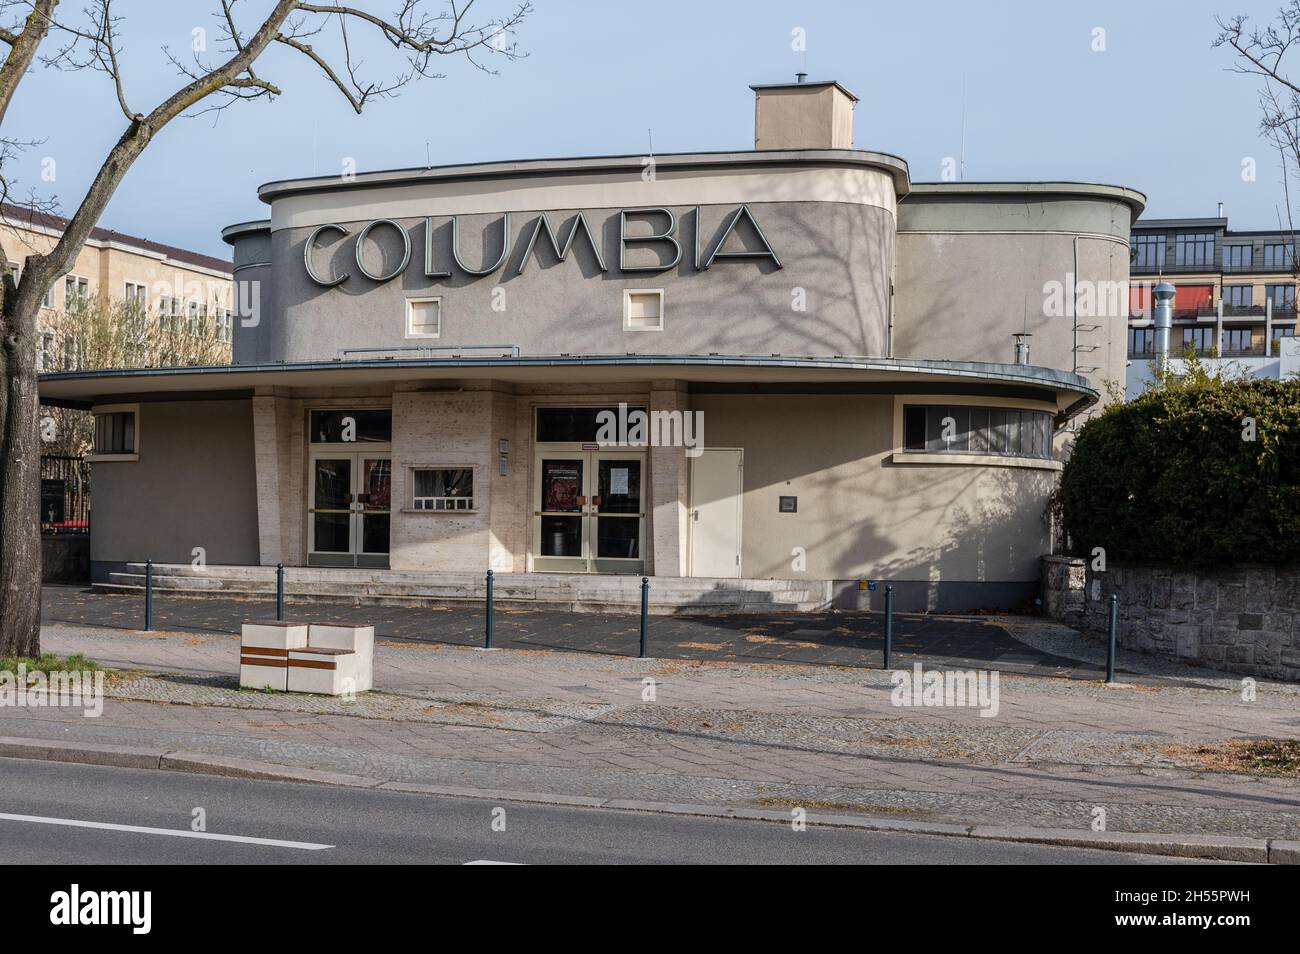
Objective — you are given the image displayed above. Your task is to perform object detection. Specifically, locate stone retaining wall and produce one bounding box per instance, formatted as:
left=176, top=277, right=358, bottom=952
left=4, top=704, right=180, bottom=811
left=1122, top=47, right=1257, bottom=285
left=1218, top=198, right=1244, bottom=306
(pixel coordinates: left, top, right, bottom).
left=1039, top=557, right=1300, bottom=681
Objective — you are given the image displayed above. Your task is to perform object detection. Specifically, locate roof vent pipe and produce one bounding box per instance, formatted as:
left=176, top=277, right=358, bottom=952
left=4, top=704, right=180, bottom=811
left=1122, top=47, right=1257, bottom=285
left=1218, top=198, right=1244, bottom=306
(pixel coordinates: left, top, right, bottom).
left=1153, top=281, right=1176, bottom=372
left=796, top=72, right=807, bottom=83
left=1013, top=332, right=1032, bottom=365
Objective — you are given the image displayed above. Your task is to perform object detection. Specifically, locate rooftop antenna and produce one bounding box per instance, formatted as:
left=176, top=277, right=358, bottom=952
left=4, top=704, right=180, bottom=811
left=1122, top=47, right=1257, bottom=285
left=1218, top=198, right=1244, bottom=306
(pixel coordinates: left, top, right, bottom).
left=426, top=142, right=431, bottom=169
left=959, top=75, right=967, bottom=181
left=647, top=128, right=654, bottom=157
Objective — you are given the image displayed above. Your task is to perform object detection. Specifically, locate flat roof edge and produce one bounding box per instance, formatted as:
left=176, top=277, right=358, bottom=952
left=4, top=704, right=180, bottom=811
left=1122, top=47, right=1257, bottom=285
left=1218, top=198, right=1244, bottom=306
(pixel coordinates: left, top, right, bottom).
left=748, top=80, right=860, bottom=102
left=256, top=149, right=913, bottom=204
left=221, top=219, right=272, bottom=243
left=906, top=181, right=1147, bottom=216
left=38, top=354, right=1097, bottom=399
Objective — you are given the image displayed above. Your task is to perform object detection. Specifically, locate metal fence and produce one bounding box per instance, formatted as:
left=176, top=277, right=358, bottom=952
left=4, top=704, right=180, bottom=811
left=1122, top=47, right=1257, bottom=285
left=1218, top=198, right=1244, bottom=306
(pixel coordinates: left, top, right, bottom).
left=40, top=455, right=90, bottom=534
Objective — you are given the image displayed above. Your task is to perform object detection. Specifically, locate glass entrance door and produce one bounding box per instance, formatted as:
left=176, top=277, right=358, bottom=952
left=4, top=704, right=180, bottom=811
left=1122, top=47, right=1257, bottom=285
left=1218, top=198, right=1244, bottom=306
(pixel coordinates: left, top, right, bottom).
left=591, top=453, right=643, bottom=573
left=308, top=452, right=391, bottom=567
left=533, top=451, right=643, bottom=573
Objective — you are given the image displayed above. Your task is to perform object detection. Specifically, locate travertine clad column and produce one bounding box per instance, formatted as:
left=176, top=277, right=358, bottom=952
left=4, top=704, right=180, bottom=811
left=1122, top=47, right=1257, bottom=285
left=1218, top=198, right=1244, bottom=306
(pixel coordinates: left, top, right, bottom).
left=252, top=392, right=284, bottom=565
left=649, top=381, right=690, bottom=577
left=251, top=390, right=304, bottom=566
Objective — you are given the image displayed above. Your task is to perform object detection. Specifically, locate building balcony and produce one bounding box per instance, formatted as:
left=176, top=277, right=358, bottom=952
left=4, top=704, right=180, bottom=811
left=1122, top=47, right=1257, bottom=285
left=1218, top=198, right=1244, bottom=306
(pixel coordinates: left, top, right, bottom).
left=1129, top=341, right=1296, bottom=360
left=1194, top=305, right=1265, bottom=319
left=1131, top=261, right=1298, bottom=276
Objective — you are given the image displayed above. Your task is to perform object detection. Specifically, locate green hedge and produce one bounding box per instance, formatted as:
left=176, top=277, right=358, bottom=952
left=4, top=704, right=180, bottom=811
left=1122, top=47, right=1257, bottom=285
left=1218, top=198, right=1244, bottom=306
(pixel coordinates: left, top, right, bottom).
left=1058, top=377, right=1300, bottom=566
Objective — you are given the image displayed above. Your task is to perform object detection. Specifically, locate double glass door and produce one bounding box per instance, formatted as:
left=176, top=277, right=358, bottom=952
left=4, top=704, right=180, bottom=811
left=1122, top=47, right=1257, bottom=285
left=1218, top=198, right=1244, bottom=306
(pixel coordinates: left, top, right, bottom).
left=308, top=452, right=391, bottom=567
left=534, top=450, right=644, bottom=573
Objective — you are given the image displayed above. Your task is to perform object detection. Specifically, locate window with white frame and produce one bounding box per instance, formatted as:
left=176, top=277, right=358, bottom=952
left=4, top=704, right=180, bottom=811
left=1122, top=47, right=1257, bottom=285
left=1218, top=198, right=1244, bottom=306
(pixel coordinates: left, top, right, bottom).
left=6, top=262, right=18, bottom=287
left=214, top=306, right=232, bottom=342
left=60, top=334, right=80, bottom=371
left=186, top=300, right=199, bottom=335
left=64, top=274, right=89, bottom=309
left=405, top=297, right=441, bottom=338
left=40, top=283, right=54, bottom=308
left=623, top=289, right=663, bottom=331
left=410, top=467, right=474, bottom=511
left=157, top=294, right=182, bottom=332
left=124, top=280, right=147, bottom=311
left=903, top=404, right=1054, bottom=460
left=37, top=332, right=54, bottom=371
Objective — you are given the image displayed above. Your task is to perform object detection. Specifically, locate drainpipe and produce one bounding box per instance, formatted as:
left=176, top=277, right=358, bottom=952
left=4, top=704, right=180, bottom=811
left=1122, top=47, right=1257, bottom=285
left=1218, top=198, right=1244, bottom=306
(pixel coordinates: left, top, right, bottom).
left=1153, top=281, right=1175, bottom=372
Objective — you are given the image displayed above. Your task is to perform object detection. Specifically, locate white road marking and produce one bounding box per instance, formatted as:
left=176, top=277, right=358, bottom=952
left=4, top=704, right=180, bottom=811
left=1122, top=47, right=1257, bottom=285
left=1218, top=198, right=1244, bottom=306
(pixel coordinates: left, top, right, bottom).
left=464, top=860, right=523, bottom=864
left=0, top=812, right=332, bottom=850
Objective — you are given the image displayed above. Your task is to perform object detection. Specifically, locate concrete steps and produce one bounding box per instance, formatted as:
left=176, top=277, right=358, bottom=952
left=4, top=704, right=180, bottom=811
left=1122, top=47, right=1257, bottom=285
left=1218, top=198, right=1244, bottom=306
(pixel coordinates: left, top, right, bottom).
left=95, top=564, right=834, bottom=615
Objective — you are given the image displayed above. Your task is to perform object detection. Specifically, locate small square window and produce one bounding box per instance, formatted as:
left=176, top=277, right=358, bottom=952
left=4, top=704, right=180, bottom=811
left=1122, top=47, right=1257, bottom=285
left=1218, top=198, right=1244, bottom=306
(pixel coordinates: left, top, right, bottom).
left=410, top=467, right=473, bottom=511
left=91, top=407, right=138, bottom=457
left=406, top=297, right=441, bottom=338
left=624, top=289, right=663, bottom=331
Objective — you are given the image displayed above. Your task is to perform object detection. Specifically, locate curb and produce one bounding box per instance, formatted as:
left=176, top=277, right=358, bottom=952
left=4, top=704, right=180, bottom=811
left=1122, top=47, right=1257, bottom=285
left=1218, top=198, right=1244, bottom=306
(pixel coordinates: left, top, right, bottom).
left=1, top=735, right=1294, bottom=863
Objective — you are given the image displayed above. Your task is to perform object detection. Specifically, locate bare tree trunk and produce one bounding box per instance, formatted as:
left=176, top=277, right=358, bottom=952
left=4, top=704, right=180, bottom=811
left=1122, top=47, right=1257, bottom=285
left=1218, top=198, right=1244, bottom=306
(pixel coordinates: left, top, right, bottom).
left=0, top=0, right=529, bottom=658
left=0, top=279, right=44, bottom=657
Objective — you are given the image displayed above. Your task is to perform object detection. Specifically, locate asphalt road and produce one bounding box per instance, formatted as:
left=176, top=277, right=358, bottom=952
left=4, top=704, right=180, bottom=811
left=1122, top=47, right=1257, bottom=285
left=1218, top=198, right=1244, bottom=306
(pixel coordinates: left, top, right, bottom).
left=0, top=758, right=1203, bottom=865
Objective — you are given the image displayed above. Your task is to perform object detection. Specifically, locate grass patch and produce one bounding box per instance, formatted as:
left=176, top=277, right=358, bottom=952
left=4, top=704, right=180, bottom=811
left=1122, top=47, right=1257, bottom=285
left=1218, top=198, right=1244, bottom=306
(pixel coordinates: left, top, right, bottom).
left=753, top=796, right=932, bottom=816
left=1162, top=739, right=1300, bottom=777
left=0, top=653, right=100, bottom=674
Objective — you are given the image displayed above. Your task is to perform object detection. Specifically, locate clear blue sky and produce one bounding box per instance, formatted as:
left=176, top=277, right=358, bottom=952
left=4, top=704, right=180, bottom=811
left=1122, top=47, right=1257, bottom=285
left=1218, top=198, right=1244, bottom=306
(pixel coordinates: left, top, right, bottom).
left=3, top=0, right=1290, bottom=259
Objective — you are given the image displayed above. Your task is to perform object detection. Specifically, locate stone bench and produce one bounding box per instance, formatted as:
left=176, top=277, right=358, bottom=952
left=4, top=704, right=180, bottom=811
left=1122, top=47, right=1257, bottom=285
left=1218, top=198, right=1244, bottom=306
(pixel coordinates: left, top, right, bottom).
left=240, top=621, right=374, bottom=695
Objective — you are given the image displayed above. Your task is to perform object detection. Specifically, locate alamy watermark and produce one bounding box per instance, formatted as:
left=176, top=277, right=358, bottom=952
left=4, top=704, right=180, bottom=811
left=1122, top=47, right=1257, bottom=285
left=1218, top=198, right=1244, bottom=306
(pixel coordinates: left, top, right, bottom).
left=0, top=664, right=104, bottom=717
left=890, top=663, right=1000, bottom=718
left=596, top=402, right=704, bottom=457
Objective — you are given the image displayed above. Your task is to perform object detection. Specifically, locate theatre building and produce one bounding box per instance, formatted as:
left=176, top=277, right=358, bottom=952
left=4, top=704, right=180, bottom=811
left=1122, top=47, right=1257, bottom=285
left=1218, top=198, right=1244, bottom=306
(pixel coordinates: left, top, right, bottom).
left=38, top=80, right=1144, bottom=612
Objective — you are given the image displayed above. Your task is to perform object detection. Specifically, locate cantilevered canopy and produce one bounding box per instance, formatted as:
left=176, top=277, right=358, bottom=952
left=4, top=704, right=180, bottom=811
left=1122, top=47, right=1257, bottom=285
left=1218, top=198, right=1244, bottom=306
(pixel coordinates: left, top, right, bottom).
left=39, top=354, right=1097, bottom=422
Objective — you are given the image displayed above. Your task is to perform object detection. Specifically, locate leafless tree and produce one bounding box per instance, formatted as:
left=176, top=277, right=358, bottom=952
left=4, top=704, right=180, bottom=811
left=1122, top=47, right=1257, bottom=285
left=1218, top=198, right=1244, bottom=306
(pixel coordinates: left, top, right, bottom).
left=0, top=0, right=530, bottom=657
left=1215, top=5, right=1300, bottom=283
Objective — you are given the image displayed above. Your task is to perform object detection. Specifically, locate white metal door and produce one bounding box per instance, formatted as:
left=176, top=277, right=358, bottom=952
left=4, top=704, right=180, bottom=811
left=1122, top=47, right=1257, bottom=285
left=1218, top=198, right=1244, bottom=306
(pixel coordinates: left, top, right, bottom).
left=689, top=448, right=743, bottom=578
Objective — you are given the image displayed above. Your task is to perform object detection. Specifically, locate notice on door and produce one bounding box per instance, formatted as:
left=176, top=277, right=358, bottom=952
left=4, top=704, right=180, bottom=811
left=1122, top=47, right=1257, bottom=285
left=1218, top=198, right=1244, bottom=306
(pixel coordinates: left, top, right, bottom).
left=610, top=467, right=629, bottom=495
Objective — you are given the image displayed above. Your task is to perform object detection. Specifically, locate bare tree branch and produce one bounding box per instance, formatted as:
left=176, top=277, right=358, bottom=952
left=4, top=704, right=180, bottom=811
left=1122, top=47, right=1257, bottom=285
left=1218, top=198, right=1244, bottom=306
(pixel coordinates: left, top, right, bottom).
left=0, top=0, right=533, bottom=656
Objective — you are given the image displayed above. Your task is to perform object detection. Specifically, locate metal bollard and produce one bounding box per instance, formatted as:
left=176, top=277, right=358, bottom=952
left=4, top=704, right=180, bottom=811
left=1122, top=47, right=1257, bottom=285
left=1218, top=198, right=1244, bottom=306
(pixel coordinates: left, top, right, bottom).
left=144, top=559, right=153, bottom=631
left=275, top=562, right=285, bottom=622
left=882, top=584, right=893, bottom=670
left=1105, top=594, right=1118, bottom=683
left=639, top=576, right=649, bottom=659
left=485, top=569, right=494, bottom=649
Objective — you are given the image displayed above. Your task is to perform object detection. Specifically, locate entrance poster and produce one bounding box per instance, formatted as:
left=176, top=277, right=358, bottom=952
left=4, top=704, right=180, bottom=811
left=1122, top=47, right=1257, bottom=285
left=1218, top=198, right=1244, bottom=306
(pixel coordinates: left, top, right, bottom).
left=543, top=461, right=581, bottom=511
left=365, top=459, right=392, bottom=509
left=610, top=467, right=629, bottom=496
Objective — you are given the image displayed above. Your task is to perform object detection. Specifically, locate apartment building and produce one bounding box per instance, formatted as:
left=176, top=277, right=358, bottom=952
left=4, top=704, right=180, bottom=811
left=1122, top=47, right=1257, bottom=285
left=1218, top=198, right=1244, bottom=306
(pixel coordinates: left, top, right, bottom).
left=1, top=202, right=235, bottom=369
left=1126, top=214, right=1300, bottom=395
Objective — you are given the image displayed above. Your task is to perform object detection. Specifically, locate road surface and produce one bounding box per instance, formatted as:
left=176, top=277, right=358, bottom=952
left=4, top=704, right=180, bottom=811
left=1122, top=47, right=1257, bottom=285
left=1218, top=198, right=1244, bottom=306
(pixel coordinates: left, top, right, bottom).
left=0, top=758, right=1203, bottom=864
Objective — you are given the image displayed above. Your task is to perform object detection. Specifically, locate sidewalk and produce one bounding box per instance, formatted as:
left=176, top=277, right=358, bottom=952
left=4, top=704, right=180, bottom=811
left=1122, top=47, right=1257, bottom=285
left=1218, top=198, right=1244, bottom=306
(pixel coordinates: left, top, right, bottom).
left=8, top=615, right=1300, bottom=845
left=41, top=585, right=1123, bottom=679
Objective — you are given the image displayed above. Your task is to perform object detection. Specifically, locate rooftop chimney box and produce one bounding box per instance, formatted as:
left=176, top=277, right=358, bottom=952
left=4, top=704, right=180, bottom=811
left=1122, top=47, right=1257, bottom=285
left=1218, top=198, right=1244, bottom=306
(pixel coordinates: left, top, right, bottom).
left=750, top=78, right=857, bottom=151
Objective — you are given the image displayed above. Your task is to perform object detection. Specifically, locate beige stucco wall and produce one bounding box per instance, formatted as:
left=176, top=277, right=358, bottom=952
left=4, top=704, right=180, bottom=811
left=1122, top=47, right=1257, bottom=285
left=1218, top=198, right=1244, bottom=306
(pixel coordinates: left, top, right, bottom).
left=691, top=393, right=1058, bottom=591
left=895, top=190, right=1138, bottom=416
left=89, top=400, right=259, bottom=565
left=91, top=382, right=1061, bottom=598
left=754, top=85, right=855, bottom=150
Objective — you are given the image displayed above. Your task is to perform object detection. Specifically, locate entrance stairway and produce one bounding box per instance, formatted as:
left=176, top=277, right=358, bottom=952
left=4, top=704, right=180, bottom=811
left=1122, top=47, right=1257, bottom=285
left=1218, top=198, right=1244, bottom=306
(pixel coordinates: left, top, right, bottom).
left=94, top=564, right=836, bottom=615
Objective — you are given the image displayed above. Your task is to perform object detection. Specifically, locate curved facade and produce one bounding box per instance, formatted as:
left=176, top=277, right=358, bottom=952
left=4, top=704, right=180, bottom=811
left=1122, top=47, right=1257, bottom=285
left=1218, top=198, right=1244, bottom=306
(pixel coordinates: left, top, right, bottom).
left=40, top=79, right=1145, bottom=612
left=228, top=150, right=904, bottom=364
